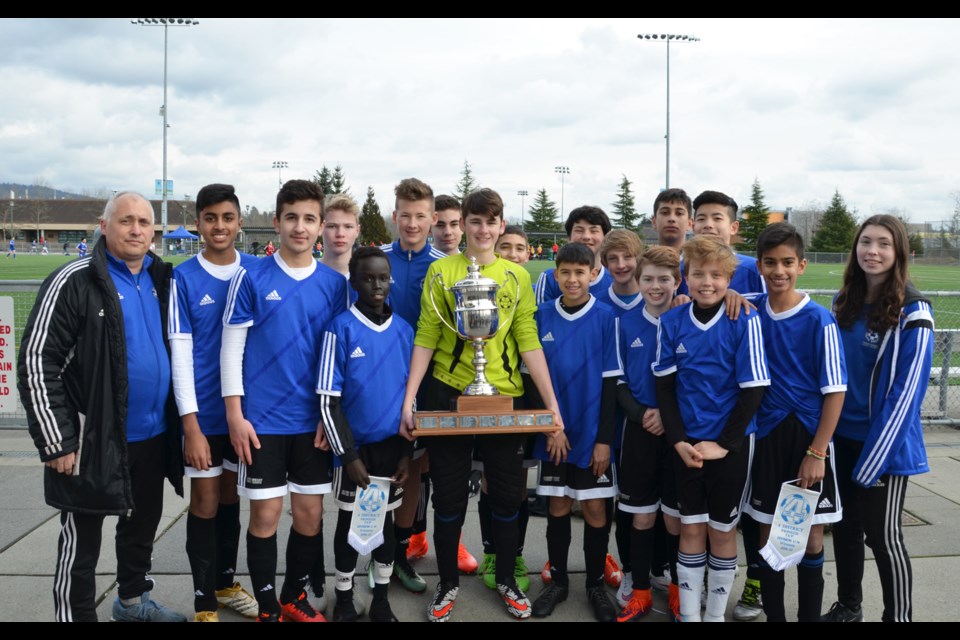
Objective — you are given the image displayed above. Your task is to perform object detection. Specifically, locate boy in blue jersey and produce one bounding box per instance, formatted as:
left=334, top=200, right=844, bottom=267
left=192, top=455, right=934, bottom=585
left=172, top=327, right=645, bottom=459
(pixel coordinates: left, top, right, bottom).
left=652, top=234, right=770, bottom=622
left=221, top=180, right=349, bottom=622
left=380, top=178, right=451, bottom=592
left=686, top=190, right=765, bottom=298
left=531, top=243, right=623, bottom=622
left=744, top=223, right=846, bottom=621
left=596, top=229, right=645, bottom=316
left=317, top=247, right=415, bottom=622
left=688, top=190, right=767, bottom=620
left=169, top=184, right=259, bottom=621
left=535, top=206, right=614, bottom=304
left=615, top=245, right=683, bottom=622
left=77, top=238, right=88, bottom=258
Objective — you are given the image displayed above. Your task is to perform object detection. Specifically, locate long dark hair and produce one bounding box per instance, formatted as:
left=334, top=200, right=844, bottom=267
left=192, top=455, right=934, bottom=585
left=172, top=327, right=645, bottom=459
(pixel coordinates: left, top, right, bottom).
left=834, top=214, right=910, bottom=332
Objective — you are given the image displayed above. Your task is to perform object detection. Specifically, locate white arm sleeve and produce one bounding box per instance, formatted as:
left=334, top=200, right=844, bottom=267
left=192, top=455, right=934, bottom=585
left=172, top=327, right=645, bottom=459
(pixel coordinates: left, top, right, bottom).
left=170, top=335, right=199, bottom=416
left=221, top=324, right=248, bottom=397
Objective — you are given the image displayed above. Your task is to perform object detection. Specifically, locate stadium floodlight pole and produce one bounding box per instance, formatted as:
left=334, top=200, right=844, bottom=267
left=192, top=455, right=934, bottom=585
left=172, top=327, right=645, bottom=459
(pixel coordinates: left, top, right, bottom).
left=132, top=18, right=200, bottom=256
left=517, top=190, right=528, bottom=228
left=637, top=33, right=699, bottom=190
left=554, top=167, right=570, bottom=219
left=272, top=161, right=289, bottom=189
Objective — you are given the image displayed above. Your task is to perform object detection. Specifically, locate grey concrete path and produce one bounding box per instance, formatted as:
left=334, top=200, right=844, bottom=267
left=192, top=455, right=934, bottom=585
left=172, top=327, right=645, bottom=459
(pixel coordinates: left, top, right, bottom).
left=2, top=426, right=959, bottom=622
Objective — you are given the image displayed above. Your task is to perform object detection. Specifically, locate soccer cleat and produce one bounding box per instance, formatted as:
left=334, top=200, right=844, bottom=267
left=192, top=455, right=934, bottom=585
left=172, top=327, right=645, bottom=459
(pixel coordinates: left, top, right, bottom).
left=587, top=585, right=617, bottom=623
left=332, top=598, right=359, bottom=622
left=255, top=611, right=282, bottom=622
left=541, top=561, right=552, bottom=585
left=479, top=553, right=497, bottom=589
left=407, top=531, right=429, bottom=560
left=821, top=601, right=865, bottom=622
left=650, top=570, right=671, bottom=593
left=732, top=578, right=763, bottom=621
left=368, top=598, right=399, bottom=622
left=280, top=590, right=327, bottom=622
left=668, top=582, right=682, bottom=622
left=215, top=581, right=259, bottom=618
left=532, top=582, right=568, bottom=618
left=427, top=582, right=460, bottom=622
left=514, top=555, right=531, bottom=593
left=458, top=535, right=479, bottom=574
left=617, top=588, right=653, bottom=623
left=193, top=610, right=219, bottom=622
left=111, top=592, right=188, bottom=622
left=393, top=556, right=428, bottom=593
left=604, top=554, right=622, bottom=588
left=616, top=570, right=634, bottom=607
left=496, top=581, right=532, bottom=619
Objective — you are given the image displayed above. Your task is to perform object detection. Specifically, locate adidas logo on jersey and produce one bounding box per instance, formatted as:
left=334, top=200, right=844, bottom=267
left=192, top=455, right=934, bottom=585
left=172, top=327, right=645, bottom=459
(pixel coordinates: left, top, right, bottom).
left=542, top=331, right=555, bottom=342
left=676, top=343, right=687, bottom=354
left=350, top=346, right=366, bottom=359
left=630, top=337, right=643, bottom=348
left=729, top=506, right=739, bottom=518
left=819, top=497, right=833, bottom=509
left=265, top=290, right=282, bottom=301
left=199, top=294, right=215, bottom=306
left=597, top=474, right=610, bottom=484
left=117, top=292, right=125, bottom=300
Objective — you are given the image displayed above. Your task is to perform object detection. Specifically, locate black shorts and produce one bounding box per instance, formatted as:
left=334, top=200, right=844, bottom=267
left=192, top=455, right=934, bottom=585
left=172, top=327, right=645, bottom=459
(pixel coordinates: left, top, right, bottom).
left=537, top=460, right=618, bottom=501
left=184, top=434, right=238, bottom=478
left=745, top=416, right=842, bottom=526
left=674, top=434, right=754, bottom=532
left=237, top=432, right=333, bottom=500
left=333, top=438, right=406, bottom=511
left=421, top=377, right=525, bottom=516
left=617, top=420, right=672, bottom=514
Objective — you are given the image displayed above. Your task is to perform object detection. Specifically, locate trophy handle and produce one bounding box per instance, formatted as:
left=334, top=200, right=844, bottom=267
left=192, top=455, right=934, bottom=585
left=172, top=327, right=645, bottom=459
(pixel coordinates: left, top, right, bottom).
left=493, top=270, right=522, bottom=336
left=428, top=272, right=460, bottom=336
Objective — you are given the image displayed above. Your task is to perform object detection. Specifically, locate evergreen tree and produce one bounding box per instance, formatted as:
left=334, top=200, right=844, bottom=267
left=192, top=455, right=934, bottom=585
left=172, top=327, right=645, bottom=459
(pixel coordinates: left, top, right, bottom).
left=810, top=190, right=859, bottom=253
left=455, top=160, right=478, bottom=202
left=736, top=178, right=771, bottom=251
left=525, top=188, right=561, bottom=233
left=312, top=166, right=333, bottom=196
left=611, top=174, right=641, bottom=231
left=359, top=186, right=391, bottom=245
left=331, top=164, right=349, bottom=195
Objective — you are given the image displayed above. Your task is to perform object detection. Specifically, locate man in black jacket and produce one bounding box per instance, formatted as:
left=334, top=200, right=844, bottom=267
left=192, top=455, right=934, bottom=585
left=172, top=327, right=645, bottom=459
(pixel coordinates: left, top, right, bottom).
left=18, top=191, right=185, bottom=622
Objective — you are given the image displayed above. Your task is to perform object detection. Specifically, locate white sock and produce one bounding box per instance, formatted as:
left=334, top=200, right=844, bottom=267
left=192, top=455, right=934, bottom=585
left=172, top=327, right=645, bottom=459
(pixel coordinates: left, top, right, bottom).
left=677, top=551, right=707, bottom=622
left=704, top=554, right=737, bottom=621
left=373, top=560, right=393, bottom=585
left=335, top=569, right=355, bottom=591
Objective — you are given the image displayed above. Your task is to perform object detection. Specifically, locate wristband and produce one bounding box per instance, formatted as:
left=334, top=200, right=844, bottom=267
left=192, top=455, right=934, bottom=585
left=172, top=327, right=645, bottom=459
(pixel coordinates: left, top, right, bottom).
left=806, top=446, right=827, bottom=461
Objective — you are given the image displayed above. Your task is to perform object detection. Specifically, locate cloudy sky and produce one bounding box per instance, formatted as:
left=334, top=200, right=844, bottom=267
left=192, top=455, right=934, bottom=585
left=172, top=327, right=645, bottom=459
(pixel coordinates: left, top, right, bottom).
left=2, top=18, right=958, bottom=224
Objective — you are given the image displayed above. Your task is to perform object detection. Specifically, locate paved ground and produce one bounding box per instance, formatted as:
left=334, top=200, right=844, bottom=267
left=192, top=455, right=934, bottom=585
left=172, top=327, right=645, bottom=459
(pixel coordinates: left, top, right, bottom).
left=1, top=426, right=959, bottom=622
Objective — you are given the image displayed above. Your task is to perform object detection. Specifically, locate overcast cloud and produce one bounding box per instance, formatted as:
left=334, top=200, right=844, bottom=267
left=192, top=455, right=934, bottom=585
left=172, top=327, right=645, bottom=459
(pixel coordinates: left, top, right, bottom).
left=1, top=18, right=958, bottom=224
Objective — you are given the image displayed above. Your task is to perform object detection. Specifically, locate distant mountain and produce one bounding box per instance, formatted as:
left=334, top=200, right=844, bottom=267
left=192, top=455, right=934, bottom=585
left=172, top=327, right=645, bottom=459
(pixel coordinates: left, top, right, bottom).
left=1, top=183, right=96, bottom=200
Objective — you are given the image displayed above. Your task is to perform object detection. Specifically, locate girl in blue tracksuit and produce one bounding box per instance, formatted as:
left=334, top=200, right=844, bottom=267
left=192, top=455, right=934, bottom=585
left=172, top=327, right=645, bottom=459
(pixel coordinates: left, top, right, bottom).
left=825, top=214, right=934, bottom=623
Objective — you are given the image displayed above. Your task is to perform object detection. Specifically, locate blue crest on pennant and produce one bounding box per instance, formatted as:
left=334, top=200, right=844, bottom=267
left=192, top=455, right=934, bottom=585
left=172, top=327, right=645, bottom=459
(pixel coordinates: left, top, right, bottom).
left=778, top=493, right=811, bottom=526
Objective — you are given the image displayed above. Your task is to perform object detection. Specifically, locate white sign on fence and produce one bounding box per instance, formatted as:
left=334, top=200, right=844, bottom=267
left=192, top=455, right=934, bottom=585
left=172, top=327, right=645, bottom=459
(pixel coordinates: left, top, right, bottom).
left=0, top=297, right=15, bottom=413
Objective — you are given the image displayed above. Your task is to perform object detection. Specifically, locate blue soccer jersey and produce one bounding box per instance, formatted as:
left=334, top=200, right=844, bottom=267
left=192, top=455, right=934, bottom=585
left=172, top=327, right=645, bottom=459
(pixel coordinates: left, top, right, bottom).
left=618, top=304, right=662, bottom=410
left=223, top=254, right=348, bottom=435
left=535, top=266, right=613, bottom=304
left=678, top=252, right=766, bottom=297
left=533, top=296, right=623, bottom=469
left=316, top=305, right=414, bottom=451
left=169, top=251, right=256, bottom=436
left=594, top=284, right=645, bottom=319
left=755, top=293, right=847, bottom=439
left=652, top=303, right=770, bottom=441
left=381, top=240, right=446, bottom=330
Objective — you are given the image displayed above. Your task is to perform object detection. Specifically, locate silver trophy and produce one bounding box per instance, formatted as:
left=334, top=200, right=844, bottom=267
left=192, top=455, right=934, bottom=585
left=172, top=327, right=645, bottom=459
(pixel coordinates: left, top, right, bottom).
left=429, top=257, right=519, bottom=396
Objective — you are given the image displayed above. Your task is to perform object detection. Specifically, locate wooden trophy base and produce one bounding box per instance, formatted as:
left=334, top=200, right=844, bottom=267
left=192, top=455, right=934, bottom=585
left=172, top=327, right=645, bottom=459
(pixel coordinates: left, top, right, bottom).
left=412, top=394, right=558, bottom=436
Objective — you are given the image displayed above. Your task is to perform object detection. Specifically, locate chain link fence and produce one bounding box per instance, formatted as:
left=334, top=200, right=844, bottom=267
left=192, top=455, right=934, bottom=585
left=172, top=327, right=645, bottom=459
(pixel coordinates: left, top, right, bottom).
left=2, top=281, right=959, bottom=427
